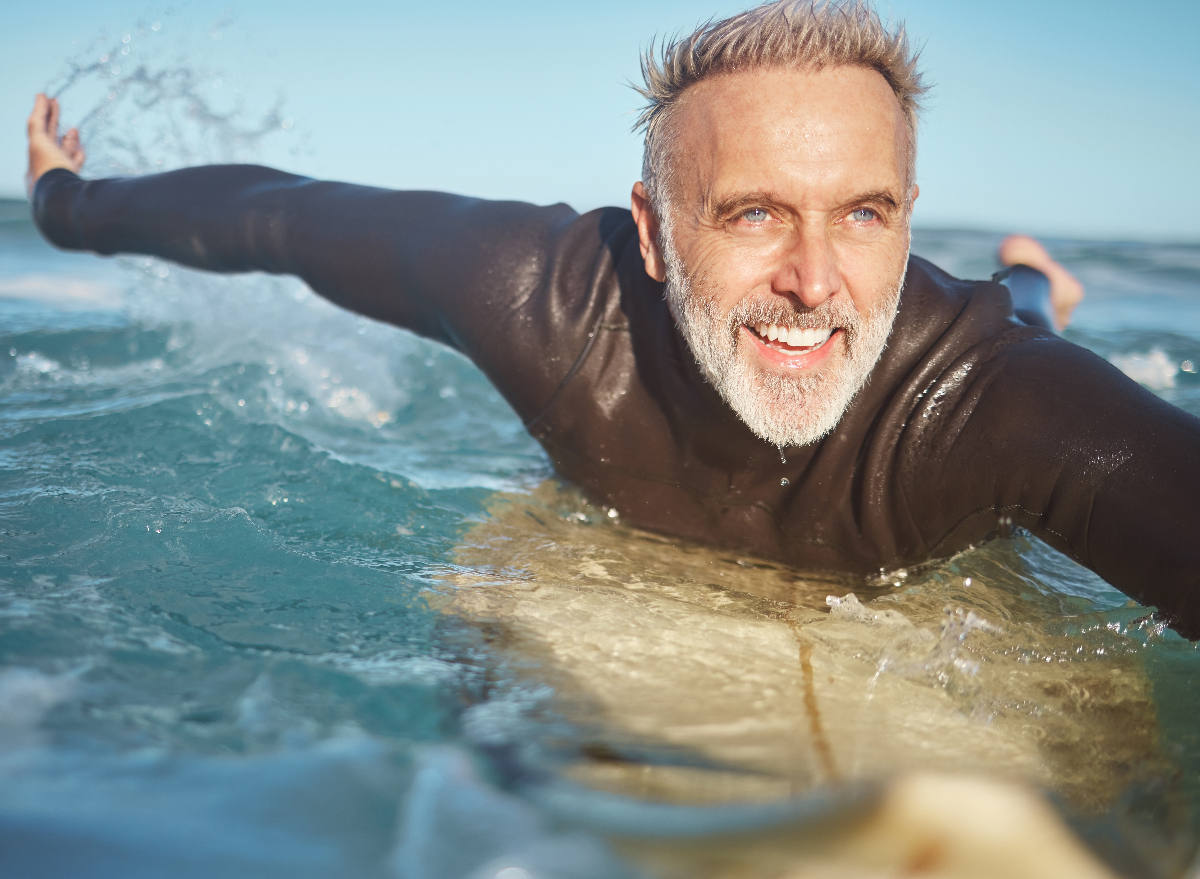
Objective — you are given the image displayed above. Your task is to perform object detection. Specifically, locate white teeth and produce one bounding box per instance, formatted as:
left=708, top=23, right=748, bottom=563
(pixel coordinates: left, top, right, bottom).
left=787, top=327, right=831, bottom=347
left=753, top=323, right=833, bottom=350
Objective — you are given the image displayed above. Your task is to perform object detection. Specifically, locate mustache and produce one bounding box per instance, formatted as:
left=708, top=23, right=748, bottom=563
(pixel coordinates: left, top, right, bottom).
left=725, top=294, right=861, bottom=334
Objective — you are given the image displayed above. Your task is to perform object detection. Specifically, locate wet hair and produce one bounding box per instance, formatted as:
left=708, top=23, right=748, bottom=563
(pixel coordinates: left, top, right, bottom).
left=635, top=0, right=928, bottom=220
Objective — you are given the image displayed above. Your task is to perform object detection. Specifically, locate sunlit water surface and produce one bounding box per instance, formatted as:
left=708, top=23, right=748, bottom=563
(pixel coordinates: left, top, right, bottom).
left=3, top=44, right=1200, bottom=879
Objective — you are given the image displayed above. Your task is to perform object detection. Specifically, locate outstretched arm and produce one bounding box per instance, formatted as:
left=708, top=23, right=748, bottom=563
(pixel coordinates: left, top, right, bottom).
left=25, top=95, right=605, bottom=429
left=908, top=333, right=1200, bottom=639
left=26, top=97, right=581, bottom=354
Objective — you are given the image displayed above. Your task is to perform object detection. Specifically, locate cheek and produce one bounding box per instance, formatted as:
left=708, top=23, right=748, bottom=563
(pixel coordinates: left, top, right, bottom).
left=834, top=235, right=909, bottom=311
left=683, top=236, right=784, bottom=308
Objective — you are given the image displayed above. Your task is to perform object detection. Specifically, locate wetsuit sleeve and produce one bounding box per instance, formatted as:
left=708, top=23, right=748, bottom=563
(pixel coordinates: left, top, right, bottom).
left=906, top=333, right=1200, bottom=638
left=30, top=165, right=581, bottom=354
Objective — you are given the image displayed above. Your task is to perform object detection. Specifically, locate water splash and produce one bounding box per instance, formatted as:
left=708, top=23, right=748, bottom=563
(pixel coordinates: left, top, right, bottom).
left=827, top=592, right=1004, bottom=700
left=45, top=16, right=290, bottom=178
left=1110, top=347, right=1179, bottom=390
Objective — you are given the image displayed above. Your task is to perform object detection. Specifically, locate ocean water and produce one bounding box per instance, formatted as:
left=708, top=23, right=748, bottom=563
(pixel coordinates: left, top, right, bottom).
left=4, top=55, right=1200, bottom=875
left=3, top=199, right=1200, bottom=877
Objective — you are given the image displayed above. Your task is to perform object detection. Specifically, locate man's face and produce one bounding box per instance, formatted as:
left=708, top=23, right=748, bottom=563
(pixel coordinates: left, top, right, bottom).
left=633, top=65, right=915, bottom=447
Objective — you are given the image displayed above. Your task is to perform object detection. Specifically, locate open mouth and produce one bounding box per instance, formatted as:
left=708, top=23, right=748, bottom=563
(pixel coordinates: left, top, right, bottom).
left=749, top=322, right=836, bottom=355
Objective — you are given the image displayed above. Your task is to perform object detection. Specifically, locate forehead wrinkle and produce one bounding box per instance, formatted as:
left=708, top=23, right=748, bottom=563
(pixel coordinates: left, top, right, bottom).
left=668, top=66, right=910, bottom=211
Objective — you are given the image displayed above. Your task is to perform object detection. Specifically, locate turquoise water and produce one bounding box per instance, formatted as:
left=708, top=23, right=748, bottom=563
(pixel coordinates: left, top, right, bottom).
left=5, top=118, right=1200, bottom=879
left=4, top=32, right=1200, bottom=879
left=3, top=199, right=1200, bottom=877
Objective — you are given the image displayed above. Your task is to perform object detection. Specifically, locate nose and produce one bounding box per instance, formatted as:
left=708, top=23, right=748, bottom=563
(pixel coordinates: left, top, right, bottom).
left=772, top=223, right=840, bottom=309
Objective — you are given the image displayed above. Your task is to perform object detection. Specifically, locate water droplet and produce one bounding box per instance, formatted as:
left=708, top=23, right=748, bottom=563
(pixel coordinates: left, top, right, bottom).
left=151, top=21, right=161, bottom=31
left=122, top=34, right=131, bottom=43
left=963, top=577, right=972, bottom=587
left=777, top=446, right=787, bottom=464
left=607, top=508, right=619, bottom=519
left=1182, top=359, right=1196, bottom=374
left=237, top=399, right=245, bottom=407
left=494, top=868, right=532, bottom=879
left=780, top=478, right=789, bottom=486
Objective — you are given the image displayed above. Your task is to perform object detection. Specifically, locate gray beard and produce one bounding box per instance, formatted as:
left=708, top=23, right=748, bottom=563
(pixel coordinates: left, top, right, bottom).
left=662, top=241, right=905, bottom=449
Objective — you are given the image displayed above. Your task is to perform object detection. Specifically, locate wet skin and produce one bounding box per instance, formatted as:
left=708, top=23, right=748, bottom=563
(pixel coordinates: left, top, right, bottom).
left=631, top=65, right=917, bottom=382
left=26, top=94, right=85, bottom=195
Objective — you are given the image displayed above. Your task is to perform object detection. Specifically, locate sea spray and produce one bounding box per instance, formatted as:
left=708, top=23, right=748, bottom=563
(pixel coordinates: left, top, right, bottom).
left=46, top=14, right=291, bottom=178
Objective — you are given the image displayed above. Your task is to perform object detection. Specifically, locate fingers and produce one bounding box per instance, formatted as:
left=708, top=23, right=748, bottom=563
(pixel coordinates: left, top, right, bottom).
left=47, top=97, right=61, bottom=142
left=27, top=94, right=66, bottom=145
left=26, top=93, right=86, bottom=191
left=27, top=93, right=50, bottom=138
left=62, top=129, right=86, bottom=172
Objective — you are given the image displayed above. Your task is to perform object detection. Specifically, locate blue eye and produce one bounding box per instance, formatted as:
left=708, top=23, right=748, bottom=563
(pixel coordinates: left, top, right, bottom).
left=850, top=208, right=877, bottom=223
left=742, top=208, right=770, bottom=223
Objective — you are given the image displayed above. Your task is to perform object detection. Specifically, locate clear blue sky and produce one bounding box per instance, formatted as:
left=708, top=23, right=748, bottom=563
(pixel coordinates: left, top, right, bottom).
left=2, top=0, right=1197, bottom=241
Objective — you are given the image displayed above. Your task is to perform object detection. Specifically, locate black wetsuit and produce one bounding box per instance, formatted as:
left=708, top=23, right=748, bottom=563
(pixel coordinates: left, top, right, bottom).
left=32, top=166, right=1200, bottom=638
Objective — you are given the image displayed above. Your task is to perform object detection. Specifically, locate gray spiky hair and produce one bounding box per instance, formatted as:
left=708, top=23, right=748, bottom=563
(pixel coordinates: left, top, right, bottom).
left=635, top=0, right=928, bottom=217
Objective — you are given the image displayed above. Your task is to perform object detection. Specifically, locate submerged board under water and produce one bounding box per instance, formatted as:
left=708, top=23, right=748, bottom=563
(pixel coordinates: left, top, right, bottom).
left=4, top=195, right=1200, bottom=878
left=2, top=190, right=1200, bottom=879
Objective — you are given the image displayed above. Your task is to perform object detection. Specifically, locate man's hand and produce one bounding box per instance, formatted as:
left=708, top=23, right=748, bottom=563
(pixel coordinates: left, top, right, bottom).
left=27, top=93, right=86, bottom=196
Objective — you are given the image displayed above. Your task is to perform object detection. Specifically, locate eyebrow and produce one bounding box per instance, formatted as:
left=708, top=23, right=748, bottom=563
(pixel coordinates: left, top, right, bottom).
left=847, top=189, right=902, bottom=210
left=710, top=188, right=903, bottom=219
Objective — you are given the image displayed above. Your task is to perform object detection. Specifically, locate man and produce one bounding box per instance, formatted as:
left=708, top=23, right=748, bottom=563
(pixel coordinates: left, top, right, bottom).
left=25, top=1, right=1200, bottom=637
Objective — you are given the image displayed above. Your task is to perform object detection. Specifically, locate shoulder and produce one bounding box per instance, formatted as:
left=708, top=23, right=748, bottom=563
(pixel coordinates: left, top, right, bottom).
left=876, top=256, right=1097, bottom=445
left=464, top=204, right=644, bottom=426
left=894, top=256, right=1158, bottom=428
left=854, top=255, right=1170, bottom=500
left=853, top=254, right=1034, bottom=435
left=889, top=255, right=1018, bottom=362
left=881, top=255, right=1200, bottom=514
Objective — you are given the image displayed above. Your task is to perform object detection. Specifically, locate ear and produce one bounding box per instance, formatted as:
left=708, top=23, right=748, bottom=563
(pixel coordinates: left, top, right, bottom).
left=630, top=181, right=667, bottom=283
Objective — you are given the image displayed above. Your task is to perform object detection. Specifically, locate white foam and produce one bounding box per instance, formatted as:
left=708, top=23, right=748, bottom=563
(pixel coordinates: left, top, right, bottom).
left=0, top=273, right=123, bottom=309
left=1110, top=347, right=1178, bottom=390
left=0, top=668, right=79, bottom=748
left=827, top=592, right=915, bottom=627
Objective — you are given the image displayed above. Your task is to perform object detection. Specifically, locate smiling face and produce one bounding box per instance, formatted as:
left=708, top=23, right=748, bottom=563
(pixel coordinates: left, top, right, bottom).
left=632, top=65, right=916, bottom=447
